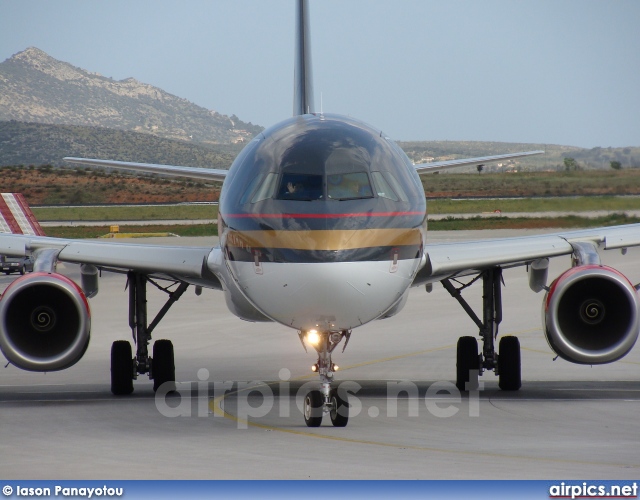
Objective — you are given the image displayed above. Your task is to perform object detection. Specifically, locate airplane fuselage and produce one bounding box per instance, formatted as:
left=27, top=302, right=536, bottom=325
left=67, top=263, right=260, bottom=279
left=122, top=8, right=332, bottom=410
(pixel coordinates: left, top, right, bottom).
left=218, top=113, right=427, bottom=332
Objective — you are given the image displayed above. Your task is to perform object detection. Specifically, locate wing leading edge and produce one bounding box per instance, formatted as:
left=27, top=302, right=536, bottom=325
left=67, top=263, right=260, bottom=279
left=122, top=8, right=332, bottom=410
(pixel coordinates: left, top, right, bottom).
left=413, top=223, right=640, bottom=286
left=0, top=233, right=224, bottom=289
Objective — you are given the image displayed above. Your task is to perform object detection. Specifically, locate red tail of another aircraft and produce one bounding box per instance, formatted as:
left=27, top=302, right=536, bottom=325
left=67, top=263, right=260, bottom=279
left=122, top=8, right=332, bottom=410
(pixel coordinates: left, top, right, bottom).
left=0, top=193, right=45, bottom=236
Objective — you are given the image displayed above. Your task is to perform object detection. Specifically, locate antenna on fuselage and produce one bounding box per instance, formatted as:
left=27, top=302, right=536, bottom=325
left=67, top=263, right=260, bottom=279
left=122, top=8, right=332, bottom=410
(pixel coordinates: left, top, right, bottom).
left=293, top=0, right=315, bottom=116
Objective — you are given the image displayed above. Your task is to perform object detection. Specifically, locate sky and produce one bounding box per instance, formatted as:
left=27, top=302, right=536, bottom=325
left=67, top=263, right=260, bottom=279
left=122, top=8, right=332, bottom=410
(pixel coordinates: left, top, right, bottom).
left=1, top=0, right=639, bottom=149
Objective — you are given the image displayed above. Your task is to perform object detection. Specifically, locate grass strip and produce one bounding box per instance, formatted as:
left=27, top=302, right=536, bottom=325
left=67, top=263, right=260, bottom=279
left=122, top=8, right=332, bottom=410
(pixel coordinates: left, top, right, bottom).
left=429, top=214, right=640, bottom=230
left=45, top=224, right=218, bottom=239
left=32, top=204, right=218, bottom=221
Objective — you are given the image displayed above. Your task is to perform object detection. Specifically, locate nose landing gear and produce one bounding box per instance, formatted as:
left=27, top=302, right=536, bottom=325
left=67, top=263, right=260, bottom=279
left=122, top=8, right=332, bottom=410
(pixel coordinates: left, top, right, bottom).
left=299, top=330, right=351, bottom=427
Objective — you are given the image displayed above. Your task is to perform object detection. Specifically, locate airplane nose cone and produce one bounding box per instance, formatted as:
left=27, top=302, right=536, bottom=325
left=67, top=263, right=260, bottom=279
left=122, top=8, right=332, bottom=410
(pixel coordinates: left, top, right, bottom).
left=229, top=260, right=416, bottom=331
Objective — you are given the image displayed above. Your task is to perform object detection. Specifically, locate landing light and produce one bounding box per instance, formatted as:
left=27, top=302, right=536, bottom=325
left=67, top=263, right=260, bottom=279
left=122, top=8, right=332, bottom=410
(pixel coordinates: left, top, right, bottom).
left=306, top=330, right=321, bottom=346
left=311, top=364, right=318, bottom=372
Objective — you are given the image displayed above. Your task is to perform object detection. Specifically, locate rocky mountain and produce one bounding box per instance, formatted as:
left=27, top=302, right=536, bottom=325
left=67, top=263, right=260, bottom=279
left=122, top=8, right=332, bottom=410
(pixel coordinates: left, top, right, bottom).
left=0, top=47, right=262, bottom=145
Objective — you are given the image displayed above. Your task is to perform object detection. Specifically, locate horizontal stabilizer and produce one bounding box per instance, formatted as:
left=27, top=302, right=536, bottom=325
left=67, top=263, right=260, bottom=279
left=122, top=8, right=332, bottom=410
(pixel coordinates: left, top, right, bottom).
left=64, top=157, right=228, bottom=182
left=414, top=151, right=544, bottom=174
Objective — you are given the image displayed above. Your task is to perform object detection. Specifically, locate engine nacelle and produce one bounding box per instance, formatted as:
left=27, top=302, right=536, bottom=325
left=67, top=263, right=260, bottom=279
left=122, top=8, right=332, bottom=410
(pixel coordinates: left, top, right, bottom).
left=0, top=272, right=91, bottom=371
left=543, top=265, right=640, bottom=364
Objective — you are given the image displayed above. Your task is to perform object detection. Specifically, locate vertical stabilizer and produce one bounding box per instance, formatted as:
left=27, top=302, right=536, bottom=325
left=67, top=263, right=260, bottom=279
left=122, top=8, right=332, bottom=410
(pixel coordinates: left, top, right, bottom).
left=293, top=0, right=314, bottom=116
left=0, top=193, right=46, bottom=236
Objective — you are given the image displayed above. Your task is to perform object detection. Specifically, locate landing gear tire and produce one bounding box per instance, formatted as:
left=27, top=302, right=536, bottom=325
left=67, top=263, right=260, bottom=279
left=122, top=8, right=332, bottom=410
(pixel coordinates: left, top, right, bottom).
left=153, top=339, right=176, bottom=393
left=329, top=389, right=349, bottom=427
left=111, top=340, right=134, bottom=395
left=303, top=390, right=324, bottom=427
left=456, top=336, right=479, bottom=392
left=498, top=336, right=521, bottom=391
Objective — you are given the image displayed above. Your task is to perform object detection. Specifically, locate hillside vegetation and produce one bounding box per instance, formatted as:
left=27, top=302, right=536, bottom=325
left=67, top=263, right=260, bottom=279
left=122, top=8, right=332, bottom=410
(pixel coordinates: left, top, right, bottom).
left=2, top=164, right=640, bottom=207
left=400, top=141, right=640, bottom=172
left=0, top=164, right=220, bottom=205
left=2, top=120, right=638, bottom=172
left=0, top=121, right=242, bottom=168
left=421, top=169, right=640, bottom=197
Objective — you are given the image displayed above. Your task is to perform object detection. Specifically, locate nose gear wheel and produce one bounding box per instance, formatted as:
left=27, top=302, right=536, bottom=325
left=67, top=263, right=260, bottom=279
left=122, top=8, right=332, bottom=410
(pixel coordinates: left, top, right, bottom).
left=299, top=330, right=351, bottom=427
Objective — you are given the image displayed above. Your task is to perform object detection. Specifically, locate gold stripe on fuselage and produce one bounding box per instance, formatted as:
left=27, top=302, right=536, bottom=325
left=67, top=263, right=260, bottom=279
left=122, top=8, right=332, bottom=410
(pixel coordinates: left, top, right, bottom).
left=226, top=228, right=423, bottom=251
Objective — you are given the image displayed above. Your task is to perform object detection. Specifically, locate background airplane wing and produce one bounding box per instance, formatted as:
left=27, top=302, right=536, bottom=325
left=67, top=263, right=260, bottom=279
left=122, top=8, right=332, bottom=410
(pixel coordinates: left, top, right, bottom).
left=414, top=151, right=544, bottom=174
left=64, top=157, right=229, bottom=182
left=413, top=223, right=640, bottom=285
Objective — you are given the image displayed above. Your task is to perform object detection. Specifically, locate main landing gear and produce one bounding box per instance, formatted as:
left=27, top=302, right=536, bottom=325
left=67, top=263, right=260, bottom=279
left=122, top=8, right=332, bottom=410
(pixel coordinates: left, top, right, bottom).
left=442, top=267, right=521, bottom=392
left=111, top=271, right=189, bottom=395
left=299, top=330, right=351, bottom=427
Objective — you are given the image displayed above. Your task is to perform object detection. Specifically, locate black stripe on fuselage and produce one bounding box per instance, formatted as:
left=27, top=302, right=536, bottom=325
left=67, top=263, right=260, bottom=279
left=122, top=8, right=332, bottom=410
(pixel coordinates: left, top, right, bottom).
left=226, top=244, right=422, bottom=264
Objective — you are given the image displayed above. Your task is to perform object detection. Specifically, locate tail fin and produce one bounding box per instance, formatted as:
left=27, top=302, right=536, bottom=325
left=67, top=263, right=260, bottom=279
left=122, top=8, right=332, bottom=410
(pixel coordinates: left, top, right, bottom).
left=293, top=0, right=314, bottom=116
left=0, top=193, right=45, bottom=236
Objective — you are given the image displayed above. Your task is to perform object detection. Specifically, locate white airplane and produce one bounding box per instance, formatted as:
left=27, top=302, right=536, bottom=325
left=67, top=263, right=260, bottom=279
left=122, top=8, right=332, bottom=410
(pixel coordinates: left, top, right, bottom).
left=1, top=1, right=640, bottom=428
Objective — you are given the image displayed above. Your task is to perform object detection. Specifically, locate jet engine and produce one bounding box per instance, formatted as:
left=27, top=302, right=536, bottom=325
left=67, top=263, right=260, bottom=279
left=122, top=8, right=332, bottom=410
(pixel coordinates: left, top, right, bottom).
left=543, top=265, right=640, bottom=364
left=0, top=272, right=91, bottom=371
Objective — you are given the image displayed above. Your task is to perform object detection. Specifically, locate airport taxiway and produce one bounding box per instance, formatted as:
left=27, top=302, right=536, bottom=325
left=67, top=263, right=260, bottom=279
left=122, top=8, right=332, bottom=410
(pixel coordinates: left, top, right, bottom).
left=1, top=230, right=639, bottom=479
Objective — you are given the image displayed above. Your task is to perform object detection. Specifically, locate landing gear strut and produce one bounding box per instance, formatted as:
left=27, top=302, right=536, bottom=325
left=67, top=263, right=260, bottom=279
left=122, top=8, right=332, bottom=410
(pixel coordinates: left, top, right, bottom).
left=442, top=267, right=521, bottom=392
left=110, top=271, right=188, bottom=395
left=299, top=330, right=351, bottom=427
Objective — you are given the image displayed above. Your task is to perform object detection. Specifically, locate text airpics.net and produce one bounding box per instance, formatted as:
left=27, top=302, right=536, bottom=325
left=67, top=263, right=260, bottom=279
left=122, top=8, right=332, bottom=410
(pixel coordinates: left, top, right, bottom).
left=154, top=368, right=484, bottom=427
left=549, top=482, right=638, bottom=499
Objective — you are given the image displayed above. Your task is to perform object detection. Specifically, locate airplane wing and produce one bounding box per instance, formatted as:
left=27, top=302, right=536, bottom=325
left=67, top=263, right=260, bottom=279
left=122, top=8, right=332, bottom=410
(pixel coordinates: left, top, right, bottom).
left=413, top=223, right=640, bottom=286
left=64, top=157, right=229, bottom=182
left=414, top=150, right=544, bottom=174
left=0, top=189, right=224, bottom=287
left=0, top=233, right=224, bottom=289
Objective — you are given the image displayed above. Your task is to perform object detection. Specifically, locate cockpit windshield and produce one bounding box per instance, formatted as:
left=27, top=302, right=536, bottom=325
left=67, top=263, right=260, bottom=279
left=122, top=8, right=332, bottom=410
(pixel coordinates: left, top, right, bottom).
left=277, top=173, right=323, bottom=200
left=225, top=114, right=423, bottom=209
left=327, top=172, right=373, bottom=200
